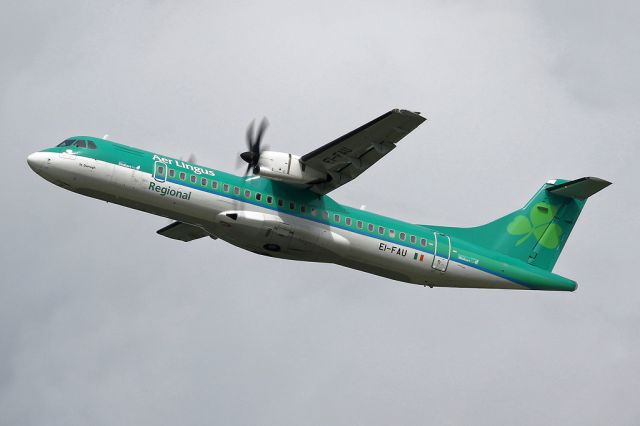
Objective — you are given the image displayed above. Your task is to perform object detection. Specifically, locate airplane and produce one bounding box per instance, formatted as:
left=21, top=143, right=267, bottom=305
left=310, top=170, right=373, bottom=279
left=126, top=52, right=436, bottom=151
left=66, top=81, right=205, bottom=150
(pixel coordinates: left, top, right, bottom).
left=27, top=109, right=610, bottom=291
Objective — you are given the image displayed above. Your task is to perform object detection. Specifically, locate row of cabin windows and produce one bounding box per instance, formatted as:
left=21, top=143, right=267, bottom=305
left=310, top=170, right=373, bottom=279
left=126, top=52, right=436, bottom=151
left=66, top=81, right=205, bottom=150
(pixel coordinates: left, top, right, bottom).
left=162, top=170, right=428, bottom=247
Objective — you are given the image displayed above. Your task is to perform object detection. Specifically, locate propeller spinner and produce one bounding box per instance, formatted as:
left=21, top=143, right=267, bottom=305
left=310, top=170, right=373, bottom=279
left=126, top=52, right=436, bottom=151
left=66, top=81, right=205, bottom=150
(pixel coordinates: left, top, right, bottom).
left=240, top=118, right=269, bottom=176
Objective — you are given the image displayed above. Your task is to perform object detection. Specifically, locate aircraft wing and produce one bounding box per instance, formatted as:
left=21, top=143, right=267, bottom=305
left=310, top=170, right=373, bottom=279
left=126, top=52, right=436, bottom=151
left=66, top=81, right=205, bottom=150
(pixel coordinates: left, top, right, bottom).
left=156, top=221, right=214, bottom=242
left=300, top=109, right=426, bottom=195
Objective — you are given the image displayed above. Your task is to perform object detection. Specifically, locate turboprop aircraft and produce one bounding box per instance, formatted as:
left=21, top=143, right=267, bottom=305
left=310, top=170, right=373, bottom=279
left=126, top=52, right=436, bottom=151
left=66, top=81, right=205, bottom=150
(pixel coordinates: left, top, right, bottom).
left=27, top=109, right=610, bottom=291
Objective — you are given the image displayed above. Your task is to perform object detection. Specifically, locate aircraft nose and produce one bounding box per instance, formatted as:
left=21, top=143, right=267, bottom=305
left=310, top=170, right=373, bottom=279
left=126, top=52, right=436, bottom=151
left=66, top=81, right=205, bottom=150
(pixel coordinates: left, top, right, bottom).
left=27, top=151, right=48, bottom=173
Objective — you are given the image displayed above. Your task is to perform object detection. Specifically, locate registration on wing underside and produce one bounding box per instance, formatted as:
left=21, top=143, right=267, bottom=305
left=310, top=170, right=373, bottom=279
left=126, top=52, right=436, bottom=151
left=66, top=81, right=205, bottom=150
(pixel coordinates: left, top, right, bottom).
left=300, top=109, right=426, bottom=195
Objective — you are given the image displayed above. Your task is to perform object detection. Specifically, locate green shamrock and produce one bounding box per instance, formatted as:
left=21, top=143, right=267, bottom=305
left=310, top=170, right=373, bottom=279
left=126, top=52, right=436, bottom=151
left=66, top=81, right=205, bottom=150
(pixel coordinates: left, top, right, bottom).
left=507, top=202, right=563, bottom=249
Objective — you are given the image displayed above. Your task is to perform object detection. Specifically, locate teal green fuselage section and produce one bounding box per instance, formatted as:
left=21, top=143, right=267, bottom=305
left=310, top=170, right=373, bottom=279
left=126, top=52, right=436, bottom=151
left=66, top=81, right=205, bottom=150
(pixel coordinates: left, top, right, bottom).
left=43, top=137, right=578, bottom=291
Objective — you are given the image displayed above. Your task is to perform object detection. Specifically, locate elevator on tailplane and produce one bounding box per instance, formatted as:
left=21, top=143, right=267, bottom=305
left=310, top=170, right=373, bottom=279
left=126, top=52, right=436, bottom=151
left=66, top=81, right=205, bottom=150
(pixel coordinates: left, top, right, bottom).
left=27, top=109, right=611, bottom=291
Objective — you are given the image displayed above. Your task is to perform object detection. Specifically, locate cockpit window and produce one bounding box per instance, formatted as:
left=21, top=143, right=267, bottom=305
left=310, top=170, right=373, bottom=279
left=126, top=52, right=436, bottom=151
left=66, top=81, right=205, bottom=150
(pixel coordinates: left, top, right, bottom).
left=75, top=140, right=87, bottom=148
left=57, top=139, right=77, bottom=147
left=87, top=141, right=97, bottom=149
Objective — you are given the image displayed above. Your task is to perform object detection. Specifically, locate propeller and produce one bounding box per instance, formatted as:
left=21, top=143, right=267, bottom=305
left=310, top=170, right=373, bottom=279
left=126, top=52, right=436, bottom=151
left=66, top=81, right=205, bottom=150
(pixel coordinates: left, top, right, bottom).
left=240, top=118, right=269, bottom=176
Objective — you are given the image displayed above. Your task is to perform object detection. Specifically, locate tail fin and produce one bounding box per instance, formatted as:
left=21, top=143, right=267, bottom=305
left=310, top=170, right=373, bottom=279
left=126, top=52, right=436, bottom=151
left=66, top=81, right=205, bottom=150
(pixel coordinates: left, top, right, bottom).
left=427, top=177, right=611, bottom=271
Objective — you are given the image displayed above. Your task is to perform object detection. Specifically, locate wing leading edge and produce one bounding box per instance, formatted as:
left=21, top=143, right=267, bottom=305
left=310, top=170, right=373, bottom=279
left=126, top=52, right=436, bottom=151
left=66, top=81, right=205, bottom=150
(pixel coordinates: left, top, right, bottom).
left=300, top=109, right=426, bottom=195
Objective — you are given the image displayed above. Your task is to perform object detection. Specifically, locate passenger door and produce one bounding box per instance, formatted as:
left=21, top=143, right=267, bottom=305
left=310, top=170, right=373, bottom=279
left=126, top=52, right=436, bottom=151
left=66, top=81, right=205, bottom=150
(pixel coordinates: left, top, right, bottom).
left=431, top=232, right=451, bottom=272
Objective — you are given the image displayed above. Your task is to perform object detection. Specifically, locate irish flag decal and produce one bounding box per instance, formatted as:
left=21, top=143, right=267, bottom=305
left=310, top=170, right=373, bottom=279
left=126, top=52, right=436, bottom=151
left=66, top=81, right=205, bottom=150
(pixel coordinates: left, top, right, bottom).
left=413, top=253, right=425, bottom=262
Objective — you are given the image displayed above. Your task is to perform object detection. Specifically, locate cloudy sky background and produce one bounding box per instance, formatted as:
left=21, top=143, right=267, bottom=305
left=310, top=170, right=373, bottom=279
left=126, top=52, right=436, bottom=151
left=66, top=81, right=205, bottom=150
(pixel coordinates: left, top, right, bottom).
left=2, top=0, right=639, bottom=424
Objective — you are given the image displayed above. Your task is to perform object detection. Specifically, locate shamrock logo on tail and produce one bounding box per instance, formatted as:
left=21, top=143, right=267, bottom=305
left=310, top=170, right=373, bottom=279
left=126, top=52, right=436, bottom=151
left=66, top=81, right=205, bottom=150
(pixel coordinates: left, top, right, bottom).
left=507, top=202, right=563, bottom=249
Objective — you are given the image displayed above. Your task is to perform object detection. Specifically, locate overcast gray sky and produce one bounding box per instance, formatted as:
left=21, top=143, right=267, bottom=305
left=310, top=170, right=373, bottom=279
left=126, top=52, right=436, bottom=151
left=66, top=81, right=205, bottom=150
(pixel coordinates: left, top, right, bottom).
left=2, top=1, right=639, bottom=425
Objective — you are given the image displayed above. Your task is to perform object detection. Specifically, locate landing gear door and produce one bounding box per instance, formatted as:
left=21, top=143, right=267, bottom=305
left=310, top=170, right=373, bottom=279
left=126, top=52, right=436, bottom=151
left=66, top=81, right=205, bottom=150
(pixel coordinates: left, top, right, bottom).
left=264, top=222, right=294, bottom=252
left=432, top=232, right=451, bottom=272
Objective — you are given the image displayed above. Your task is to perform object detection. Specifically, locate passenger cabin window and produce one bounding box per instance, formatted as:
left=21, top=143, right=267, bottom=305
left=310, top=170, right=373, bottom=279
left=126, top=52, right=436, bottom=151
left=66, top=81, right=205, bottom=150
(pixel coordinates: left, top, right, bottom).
left=87, top=141, right=97, bottom=149
left=201, top=177, right=207, bottom=186
left=211, top=181, right=218, bottom=189
left=190, top=175, right=197, bottom=184
left=368, top=224, right=374, bottom=232
left=277, top=199, right=284, bottom=207
left=300, top=204, right=306, bottom=213
left=345, top=217, right=352, bottom=226
left=179, top=172, right=186, bottom=180
left=289, top=202, right=295, bottom=210
left=245, top=190, right=251, bottom=198
left=267, top=196, right=273, bottom=204
left=322, top=211, right=329, bottom=220
left=223, top=183, right=229, bottom=192
left=234, top=186, right=240, bottom=195
left=378, top=226, right=385, bottom=235
left=311, top=208, right=317, bottom=216
left=389, top=229, right=396, bottom=238
left=357, top=220, right=363, bottom=229
left=420, top=238, right=427, bottom=247
left=334, top=214, right=341, bottom=223
left=410, top=235, right=417, bottom=244
left=399, top=232, right=406, bottom=241
left=256, top=193, right=262, bottom=201
left=169, top=169, right=176, bottom=178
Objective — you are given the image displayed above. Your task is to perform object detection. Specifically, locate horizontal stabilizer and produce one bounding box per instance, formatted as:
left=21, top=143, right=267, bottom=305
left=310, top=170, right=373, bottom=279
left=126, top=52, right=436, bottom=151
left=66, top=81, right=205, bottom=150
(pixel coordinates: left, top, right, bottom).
left=546, top=177, right=611, bottom=200
left=157, top=221, right=213, bottom=242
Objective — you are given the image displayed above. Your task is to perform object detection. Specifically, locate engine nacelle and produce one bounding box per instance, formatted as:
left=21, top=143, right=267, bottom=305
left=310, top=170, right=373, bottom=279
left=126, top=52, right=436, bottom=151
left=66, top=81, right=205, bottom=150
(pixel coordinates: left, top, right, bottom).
left=257, top=151, right=327, bottom=184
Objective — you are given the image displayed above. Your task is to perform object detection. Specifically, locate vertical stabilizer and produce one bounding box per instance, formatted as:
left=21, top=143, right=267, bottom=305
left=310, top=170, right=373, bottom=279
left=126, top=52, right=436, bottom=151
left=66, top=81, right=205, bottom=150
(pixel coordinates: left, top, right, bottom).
left=425, top=177, right=611, bottom=271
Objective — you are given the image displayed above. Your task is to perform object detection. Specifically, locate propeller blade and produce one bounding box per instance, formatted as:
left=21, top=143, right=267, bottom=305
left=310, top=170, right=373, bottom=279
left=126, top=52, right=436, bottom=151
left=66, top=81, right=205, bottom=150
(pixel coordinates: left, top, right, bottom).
left=239, top=117, right=269, bottom=176
left=246, top=120, right=255, bottom=151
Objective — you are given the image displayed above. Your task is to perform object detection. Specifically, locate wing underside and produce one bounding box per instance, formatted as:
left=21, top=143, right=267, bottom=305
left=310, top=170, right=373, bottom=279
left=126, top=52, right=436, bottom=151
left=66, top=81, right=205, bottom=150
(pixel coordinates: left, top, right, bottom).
left=300, top=109, right=426, bottom=194
left=157, top=221, right=213, bottom=242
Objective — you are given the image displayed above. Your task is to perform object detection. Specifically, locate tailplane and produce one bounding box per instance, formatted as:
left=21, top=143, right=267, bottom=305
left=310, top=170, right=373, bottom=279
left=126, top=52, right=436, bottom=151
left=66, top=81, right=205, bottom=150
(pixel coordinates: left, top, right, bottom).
left=426, top=177, right=611, bottom=271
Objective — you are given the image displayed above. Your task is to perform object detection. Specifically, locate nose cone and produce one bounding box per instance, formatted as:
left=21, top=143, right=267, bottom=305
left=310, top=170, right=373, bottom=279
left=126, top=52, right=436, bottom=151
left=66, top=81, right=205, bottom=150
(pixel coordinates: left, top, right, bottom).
left=27, top=151, right=48, bottom=173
